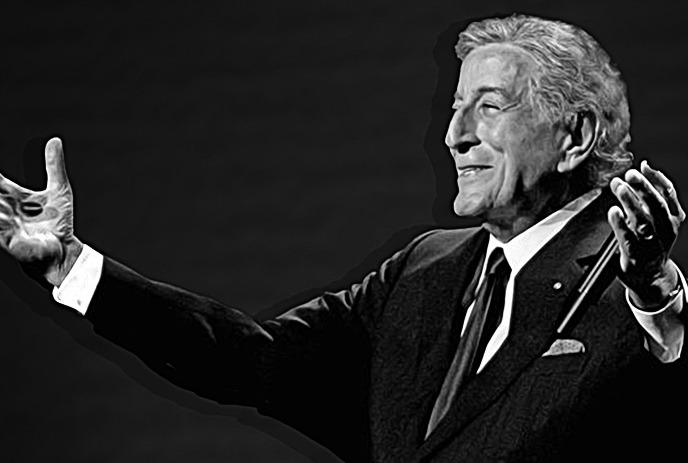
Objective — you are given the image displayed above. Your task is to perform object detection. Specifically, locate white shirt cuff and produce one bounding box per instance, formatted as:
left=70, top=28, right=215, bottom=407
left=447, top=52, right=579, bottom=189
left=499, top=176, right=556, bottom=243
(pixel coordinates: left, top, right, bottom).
left=52, top=244, right=104, bottom=315
left=627, top=261, right=686, bottom=363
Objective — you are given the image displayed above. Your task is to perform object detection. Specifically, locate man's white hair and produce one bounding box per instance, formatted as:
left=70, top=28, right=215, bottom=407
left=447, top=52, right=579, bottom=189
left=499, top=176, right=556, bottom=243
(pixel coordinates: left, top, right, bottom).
left=457, top=14, right=633, bottom=187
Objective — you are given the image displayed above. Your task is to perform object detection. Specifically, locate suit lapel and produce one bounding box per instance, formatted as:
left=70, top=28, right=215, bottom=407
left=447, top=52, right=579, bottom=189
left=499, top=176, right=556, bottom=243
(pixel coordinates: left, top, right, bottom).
left=401, top=229, right=489, bottom=450
left=416, top=191, right=616, bottom=460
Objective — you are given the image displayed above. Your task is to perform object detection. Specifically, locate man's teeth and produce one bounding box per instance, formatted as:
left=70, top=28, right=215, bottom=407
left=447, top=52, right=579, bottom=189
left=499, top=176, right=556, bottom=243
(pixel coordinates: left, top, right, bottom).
left=459, top=167, right=486, bottom=177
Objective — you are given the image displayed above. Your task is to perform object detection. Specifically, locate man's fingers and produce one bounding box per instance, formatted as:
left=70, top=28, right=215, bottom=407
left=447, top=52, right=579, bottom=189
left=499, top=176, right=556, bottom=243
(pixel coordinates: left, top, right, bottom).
left=0, top=211, right=14, bottom=228
left=0, top=172, right=31, bottom=196
left=0, top=210, right=17, bottom=245
left=45, top=137, right=69, bottom=190
left=609, top=177, right=652, bottom=231
left=0, top=197, right=13, bottom=215
left=624, top=168, right=674, bottom=239
left=641, top=161, right=685, bottom=221
left=608, top=205, right=635, bottom=265
left=624, top=168, right=669, bottom=216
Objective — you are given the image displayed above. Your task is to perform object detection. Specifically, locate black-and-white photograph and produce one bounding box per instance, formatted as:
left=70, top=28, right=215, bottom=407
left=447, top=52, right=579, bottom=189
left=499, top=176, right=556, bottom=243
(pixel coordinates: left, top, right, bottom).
left=1, top=1, right=687, bottom=462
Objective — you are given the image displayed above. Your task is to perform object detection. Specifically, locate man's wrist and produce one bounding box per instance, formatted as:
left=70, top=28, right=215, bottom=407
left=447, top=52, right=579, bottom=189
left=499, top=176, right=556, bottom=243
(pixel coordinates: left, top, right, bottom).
left=46, top=238, right=84, bottom=287
left=629, top=263, right=682, bottom=312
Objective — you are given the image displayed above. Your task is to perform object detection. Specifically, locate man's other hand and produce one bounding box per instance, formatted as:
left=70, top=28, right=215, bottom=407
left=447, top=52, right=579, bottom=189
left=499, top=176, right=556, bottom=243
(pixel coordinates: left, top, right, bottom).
left=608, top=160, right=685, bottom=309
left=0, top=137, right=82, bottom=287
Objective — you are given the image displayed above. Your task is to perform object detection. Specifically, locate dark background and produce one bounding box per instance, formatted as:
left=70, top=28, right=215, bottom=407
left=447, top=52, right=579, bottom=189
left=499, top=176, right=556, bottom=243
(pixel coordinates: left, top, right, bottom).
left=1, top=1, right=687, bottom=461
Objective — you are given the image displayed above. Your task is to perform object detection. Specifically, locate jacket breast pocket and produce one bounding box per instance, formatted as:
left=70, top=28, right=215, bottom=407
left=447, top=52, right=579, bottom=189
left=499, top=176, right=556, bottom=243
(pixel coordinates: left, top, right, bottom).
left=528, top=351, right=588, bottom=378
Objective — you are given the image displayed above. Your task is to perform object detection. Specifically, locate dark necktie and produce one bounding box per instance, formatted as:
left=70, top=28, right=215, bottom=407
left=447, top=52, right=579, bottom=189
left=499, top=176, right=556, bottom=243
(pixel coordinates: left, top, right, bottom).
left=425, top=247, right=511, bottom=437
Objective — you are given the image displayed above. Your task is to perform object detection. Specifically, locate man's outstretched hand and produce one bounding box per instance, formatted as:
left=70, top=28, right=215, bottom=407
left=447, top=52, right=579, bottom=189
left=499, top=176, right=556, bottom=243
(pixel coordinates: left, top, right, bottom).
left=0, top=137, right=82, bottom=287
left=608, top=160, right=685, bottom=310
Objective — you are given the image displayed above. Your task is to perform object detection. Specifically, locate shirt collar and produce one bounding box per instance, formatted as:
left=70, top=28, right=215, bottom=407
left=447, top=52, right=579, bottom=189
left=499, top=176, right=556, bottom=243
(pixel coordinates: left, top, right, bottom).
left=485, top=188, right=602, bottom=276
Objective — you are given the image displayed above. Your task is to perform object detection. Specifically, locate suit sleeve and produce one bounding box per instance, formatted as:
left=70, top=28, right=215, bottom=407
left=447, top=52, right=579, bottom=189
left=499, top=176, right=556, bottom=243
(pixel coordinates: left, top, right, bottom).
left=83, top=232, right=434, bottom=410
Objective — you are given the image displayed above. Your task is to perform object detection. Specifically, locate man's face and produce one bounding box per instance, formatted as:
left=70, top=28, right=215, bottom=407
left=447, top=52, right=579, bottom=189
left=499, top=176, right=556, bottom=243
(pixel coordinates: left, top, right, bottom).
left=446, top=43, right=565, bottom=218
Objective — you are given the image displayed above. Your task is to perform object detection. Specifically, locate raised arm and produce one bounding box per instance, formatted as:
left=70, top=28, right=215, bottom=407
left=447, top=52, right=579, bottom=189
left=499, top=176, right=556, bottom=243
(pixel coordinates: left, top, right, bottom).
left=0, top=138, right=422, bottom=460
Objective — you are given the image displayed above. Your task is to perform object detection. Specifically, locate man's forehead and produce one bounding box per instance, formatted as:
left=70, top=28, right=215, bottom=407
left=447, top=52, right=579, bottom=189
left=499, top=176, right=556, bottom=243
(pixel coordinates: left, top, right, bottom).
left=456, top=43, right=536, bottom=99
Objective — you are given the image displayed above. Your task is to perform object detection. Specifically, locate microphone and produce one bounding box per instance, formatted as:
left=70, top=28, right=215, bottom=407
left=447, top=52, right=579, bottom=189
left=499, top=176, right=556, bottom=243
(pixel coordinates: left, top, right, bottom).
left=556, top=232, right=620, bottom=335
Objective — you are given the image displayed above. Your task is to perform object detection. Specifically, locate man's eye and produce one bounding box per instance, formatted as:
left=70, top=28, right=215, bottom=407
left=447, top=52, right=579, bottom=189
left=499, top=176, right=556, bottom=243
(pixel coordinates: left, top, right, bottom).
left=481, top=103, right=501, bottom=113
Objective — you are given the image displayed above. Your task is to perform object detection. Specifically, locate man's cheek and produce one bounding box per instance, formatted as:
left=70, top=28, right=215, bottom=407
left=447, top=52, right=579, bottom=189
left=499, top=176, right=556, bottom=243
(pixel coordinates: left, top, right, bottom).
left=490, top=161, right=511, bottom=204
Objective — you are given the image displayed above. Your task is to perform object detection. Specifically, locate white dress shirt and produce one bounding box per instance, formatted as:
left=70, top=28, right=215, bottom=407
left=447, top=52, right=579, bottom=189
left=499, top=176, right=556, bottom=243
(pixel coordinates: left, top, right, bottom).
left=53, top=188, right=685, bottom=365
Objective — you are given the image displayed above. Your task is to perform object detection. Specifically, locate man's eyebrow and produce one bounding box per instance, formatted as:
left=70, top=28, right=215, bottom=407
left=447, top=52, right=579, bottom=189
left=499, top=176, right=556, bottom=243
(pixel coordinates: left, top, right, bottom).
left=454, top=86, right=511, bottom=101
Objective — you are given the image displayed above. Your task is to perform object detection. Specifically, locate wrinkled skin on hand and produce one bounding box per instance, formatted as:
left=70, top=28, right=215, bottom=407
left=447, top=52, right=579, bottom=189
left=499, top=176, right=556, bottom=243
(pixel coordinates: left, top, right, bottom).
left=608, top=160, right=686, bottom=309
left=0, top=138, right=82, bottom=286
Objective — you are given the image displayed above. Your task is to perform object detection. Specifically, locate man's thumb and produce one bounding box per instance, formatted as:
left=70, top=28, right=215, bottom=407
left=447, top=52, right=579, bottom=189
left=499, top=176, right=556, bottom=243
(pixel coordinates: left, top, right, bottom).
left=45, top=137, right=69, bottom=189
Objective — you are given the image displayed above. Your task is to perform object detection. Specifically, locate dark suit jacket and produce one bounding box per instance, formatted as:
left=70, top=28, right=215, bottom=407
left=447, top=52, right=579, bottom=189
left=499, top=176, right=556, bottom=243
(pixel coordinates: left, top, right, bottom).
left=83, top=192, right=686, bottom=462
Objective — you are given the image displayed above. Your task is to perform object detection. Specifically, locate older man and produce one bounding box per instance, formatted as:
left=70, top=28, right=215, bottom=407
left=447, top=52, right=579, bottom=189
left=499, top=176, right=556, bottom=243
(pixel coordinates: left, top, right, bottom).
left=0, top=14, right=685, bottom=462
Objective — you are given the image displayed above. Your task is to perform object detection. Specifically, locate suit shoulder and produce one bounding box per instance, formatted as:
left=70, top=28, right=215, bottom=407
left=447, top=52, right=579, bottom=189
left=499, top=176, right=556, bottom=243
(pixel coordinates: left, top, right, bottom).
left=411, top=226, right=481, bottom=248
left=403, top=226, right=482, bottom=264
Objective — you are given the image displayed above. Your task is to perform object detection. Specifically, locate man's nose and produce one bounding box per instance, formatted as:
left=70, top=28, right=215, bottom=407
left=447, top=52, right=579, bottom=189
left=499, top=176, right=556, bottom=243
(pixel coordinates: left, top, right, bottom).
left=445, top=107, right=480, bottom=155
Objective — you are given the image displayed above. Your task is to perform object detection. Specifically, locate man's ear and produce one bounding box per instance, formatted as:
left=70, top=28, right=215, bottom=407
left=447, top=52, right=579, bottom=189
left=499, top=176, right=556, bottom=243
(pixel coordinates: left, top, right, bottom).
left=557, top=111, right=599, bottom=173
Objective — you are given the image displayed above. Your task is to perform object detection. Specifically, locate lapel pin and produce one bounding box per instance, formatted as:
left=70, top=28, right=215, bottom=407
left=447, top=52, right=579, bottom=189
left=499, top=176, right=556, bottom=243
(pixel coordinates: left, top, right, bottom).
left=552, top=281, right=563, bottom=291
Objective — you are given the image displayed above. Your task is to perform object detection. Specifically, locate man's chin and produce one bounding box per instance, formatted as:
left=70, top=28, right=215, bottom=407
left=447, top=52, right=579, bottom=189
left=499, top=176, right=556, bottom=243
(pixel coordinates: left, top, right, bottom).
left=453, top=196, right=489, bottom=217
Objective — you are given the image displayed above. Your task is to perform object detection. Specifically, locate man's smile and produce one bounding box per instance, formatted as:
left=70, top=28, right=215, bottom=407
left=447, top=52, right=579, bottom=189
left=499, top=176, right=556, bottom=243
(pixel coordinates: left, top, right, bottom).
left=457, top=165, right=493, bottom=177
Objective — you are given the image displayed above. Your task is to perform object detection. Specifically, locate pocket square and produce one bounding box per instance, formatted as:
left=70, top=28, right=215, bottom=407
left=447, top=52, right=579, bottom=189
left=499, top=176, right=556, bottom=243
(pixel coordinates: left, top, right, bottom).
left=542, top=338, right=586, bottom=356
